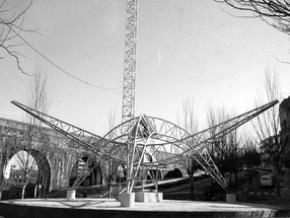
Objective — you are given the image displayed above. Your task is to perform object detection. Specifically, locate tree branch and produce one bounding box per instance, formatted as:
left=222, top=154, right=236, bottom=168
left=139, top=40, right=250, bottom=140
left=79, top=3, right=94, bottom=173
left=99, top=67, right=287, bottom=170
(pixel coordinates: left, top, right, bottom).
left=216, top=0, right=290, bottom=35
left=0, top=0, right=34, bottom=76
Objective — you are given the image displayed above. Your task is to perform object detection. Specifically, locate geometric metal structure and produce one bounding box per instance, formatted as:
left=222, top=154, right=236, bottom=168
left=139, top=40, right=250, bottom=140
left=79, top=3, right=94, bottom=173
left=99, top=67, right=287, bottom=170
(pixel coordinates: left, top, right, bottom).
left=9, top=0, right=280, bottom=198
left=11, top=99, right=278, bottom=193
left=102, top=99, right=279, bottom=192
left=122, top=0, right=138, bottom=127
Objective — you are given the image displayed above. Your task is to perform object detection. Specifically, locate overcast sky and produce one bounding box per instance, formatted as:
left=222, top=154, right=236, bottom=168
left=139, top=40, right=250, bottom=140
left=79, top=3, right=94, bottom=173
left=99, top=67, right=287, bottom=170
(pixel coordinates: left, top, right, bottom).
left=1, top=0, right=289, bottom=135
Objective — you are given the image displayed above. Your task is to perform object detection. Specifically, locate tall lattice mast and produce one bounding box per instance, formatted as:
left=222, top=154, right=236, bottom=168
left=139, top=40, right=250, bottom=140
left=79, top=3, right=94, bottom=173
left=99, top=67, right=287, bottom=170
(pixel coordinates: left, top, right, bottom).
left=122, top=0, right=138, bottom=126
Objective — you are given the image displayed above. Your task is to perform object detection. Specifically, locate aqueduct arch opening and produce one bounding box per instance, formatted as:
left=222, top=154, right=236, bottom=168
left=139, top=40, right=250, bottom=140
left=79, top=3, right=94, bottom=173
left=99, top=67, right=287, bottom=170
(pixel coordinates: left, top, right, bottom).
left=8, top=149, right=51, bottom=194
left=69, top=156, right=103, bottom=187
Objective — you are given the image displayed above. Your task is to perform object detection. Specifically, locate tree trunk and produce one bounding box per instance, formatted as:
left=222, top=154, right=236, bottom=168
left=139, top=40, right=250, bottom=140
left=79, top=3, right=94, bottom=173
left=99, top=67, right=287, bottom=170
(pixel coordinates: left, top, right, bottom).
left=21, top=183, right=27, bottom=200
left=285, top=168, right=290, bottom=194
left=248, top=169, right=252, bottom=185
left=108, top=176, right=112, bottom=198
left=0, top=190, right=2, bottom=200
left=34, top=185, right=37, bottom=198
left=37, top=183, right=42, bottom=198
left=277, top=179, right=281, bottom=197
left=190, top=172, right=194, bottom=200
left=235, top=170, right=238, bottom=184
left=274, top=165, right=281, bottom=197
left=275, top=171, right=281, bottom=197
left=119, top=179, right=122, bottom=193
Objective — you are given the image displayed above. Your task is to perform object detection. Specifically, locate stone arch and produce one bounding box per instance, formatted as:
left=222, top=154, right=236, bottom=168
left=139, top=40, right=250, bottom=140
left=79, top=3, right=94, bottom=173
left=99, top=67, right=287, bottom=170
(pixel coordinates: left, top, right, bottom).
left=147, top=169, right=162, bottom=180
left=115, top=164, right=126, bottom=183
left=9, top=149, right=51, bottom=194
left=69, top=156, right=103, bottom=186
left=164, top=168, right=183, bottom=179
left=87, top=164, right=102, bottom=186
left=29, top=149, right=51, bottom=194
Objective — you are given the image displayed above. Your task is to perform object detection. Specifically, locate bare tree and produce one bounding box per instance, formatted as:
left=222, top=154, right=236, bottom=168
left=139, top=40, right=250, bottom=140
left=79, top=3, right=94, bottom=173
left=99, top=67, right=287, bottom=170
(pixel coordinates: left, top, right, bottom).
left=13, top=70, right=48, bottom=199
left=207, top=106, right=240, bottom=184
left=178, top=100, right=198, bottom=134
left=28, top=68, right=49, bottom=118
left=216, top=0, right=290, bottom=35
left=253, top=70, right=284, bottom=196
left=207, top=106, right=229, bottom=175
left=253, top=71, right=280, bottom=141
left=0, top=125, right=20, bottom=199
left=241, top=138, right=261, bottom=185
left=106, top=108, right=117, bottom=197
left=178, top=100, right=199, bottom=200
left=13, top=150, right=37, bottom=199
left=0, top=0, right=33, bottom=75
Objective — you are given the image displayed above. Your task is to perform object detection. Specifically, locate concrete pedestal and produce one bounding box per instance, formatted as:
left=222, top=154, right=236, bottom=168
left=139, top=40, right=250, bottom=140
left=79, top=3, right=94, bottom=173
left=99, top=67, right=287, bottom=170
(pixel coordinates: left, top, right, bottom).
left=119, top=193, right=135, bottom=207
left=135, top=192, right=163, bottom=202
left=226, top=193, right=236, bottom=203
left=66, top=189, right=76, bottom=200
left=157, top=192, right=163, bottom=202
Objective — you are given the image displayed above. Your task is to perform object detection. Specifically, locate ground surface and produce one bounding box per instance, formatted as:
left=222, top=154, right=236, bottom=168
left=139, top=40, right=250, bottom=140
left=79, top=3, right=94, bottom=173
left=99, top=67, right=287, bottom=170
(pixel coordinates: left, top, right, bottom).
left=1, top=198, right=289, bottom=217
left=2, top=172, right=290, bottom=217
left=1, top=198, right=281, bottom=212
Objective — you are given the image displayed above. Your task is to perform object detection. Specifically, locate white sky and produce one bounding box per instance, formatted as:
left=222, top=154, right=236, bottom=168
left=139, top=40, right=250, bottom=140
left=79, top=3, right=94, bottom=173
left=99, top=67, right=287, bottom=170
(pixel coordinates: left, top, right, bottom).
left=1, top=0, right=290, bottom=135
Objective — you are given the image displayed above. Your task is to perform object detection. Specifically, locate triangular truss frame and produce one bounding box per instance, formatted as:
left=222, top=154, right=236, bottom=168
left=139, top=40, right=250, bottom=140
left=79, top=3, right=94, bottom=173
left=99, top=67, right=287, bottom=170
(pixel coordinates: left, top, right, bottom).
left=11, top=99, right=278, bottom=192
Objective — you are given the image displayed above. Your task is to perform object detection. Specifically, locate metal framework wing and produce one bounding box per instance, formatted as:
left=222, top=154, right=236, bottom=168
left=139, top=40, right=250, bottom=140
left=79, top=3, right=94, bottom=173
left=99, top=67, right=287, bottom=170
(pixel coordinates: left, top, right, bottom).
left=12, top=99, right=278, bottom=191
left=11, top=100, right=126, bottom=162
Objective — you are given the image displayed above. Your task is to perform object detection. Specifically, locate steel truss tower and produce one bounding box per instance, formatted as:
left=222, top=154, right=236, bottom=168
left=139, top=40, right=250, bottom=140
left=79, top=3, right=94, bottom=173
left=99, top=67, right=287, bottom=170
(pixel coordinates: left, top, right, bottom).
left=122, top=0, right=138, bottom=125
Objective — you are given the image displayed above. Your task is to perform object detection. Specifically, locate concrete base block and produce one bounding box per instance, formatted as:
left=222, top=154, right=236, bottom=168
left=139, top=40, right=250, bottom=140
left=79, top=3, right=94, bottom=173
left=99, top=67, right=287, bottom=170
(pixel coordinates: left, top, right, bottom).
left=119, top=193, right=135, bottom=207
left=66, top=189, right=76, bottom=200
left=135, top=192, right=163, bottom=203
left=158, top=192, right=163, bottom=202
left=226, top=193, right=236, bottom=203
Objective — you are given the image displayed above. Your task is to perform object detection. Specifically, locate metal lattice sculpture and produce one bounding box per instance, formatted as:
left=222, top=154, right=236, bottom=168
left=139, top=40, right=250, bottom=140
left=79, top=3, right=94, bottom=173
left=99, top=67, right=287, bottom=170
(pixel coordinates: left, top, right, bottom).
left=122, top=0, right=138, bottom=127
left=12, top=99, right=278, bottom=192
